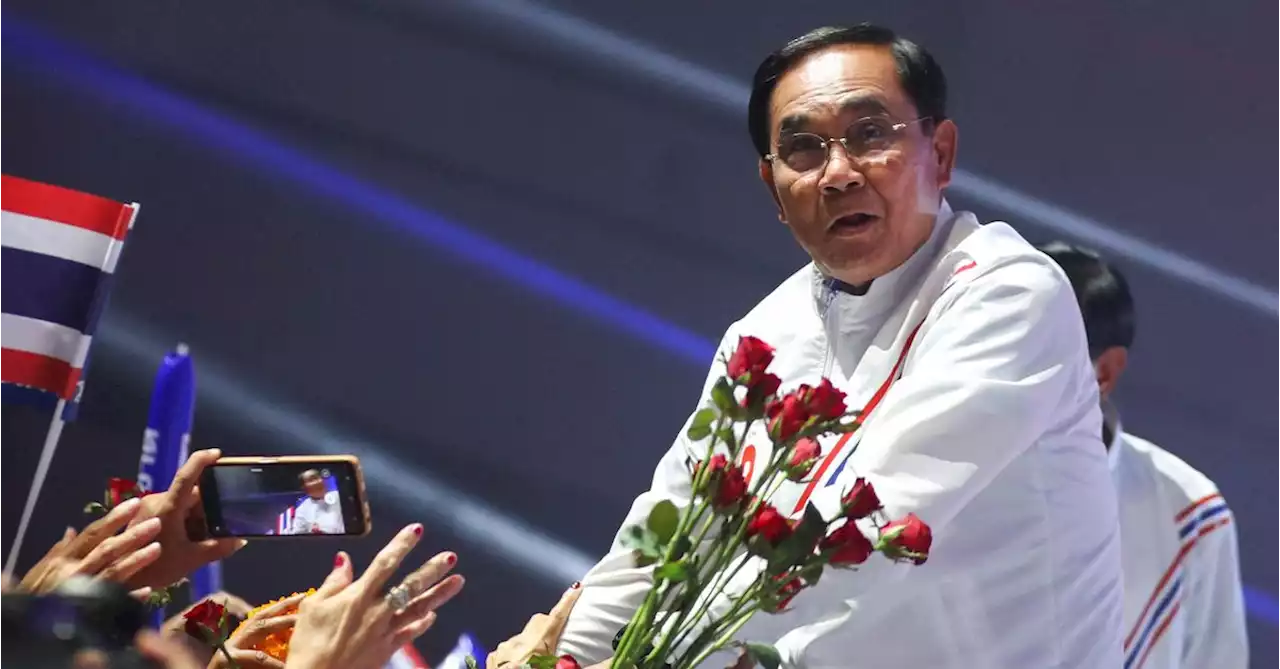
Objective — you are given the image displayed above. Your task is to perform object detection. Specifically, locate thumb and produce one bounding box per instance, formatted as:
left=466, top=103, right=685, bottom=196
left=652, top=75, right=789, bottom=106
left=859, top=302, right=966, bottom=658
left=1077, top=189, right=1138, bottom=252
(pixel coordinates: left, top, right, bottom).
left=316, top=552, right=353, bottom=597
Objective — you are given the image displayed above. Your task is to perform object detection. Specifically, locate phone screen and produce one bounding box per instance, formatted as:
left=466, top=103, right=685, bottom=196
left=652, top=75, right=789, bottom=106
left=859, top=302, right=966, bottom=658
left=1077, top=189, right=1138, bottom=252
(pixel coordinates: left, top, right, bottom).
left=199, top=459, right=368, bottom=537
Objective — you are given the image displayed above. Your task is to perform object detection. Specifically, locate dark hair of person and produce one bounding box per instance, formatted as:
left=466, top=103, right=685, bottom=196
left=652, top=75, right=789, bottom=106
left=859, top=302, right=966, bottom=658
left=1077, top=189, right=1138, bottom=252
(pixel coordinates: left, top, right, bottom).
left=298, top=468, right=322, bottom=485
left=1036, top=241, right=1136, bottom=358
left=747, top=23, right=949, bottom=158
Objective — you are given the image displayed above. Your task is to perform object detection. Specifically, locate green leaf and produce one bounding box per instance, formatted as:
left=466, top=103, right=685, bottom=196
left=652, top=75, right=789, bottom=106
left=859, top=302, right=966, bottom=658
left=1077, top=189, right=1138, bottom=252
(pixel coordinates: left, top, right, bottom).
left=620, top=525, right=663, bottom=566
left=655, top=560, right=690, bottom=582
left=464, top=655, right=480, bottom=669
left=670, top=535, right=693, bottom=560
left=710, top=377, right=737, bottom=413
left=83, top=501, right=107, bottom=515
left=686, top=423, right=712, bottom=441
left=715, top=426, right=738, bottom=447
left=647, top=500, right=680, bottom=544
left=527, top=655, right=560, bottom=669
left=743, top=642, right=782, bottom=669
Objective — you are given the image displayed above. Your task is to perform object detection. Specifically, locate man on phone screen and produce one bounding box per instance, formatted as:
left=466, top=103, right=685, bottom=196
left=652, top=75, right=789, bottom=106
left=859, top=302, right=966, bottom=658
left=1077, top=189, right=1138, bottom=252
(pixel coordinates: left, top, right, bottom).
left=290, top=468, right=345, bottom=535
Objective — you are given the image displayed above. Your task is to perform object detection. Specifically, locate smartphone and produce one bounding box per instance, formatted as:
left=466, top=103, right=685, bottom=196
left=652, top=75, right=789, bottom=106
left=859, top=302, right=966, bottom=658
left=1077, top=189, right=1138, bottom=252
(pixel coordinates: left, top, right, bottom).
left=198, top=456, right=371, bottom=538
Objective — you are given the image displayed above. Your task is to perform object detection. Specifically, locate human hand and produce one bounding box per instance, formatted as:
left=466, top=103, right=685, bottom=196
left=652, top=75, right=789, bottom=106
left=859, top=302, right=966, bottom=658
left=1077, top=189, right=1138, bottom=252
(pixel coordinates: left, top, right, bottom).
left=285, top=524, right=465, bottom=669
left=207, top=592, right=307, bottom=669
left=486, top=584, right=582, bottom=669
left=19, top=497, right=162, bottom=595
left=125, top=448, right=247, bottom=589
left=159, top=591, right=256, bottom=665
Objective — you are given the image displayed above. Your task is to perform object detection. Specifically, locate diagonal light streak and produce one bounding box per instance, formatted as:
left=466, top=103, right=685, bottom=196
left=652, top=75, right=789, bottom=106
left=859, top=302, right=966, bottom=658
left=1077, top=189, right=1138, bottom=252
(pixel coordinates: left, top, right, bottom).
left=440, top=0, right=1276, bottom=317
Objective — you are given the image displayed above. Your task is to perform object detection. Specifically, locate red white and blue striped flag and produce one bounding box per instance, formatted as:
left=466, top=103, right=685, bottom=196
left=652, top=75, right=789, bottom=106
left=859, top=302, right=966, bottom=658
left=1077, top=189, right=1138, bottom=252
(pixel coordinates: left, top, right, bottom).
left=1, top=174, right=138, bottom=576
left=1, top=174, right=138, bottom=417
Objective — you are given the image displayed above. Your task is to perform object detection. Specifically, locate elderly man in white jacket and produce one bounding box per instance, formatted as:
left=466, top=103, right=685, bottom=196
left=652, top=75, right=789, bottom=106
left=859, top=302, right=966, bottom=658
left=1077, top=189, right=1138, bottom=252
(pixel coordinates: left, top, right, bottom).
left=1038, top=242, right=1248, bottom=669
left=489, top=23, right=1123, bottom=669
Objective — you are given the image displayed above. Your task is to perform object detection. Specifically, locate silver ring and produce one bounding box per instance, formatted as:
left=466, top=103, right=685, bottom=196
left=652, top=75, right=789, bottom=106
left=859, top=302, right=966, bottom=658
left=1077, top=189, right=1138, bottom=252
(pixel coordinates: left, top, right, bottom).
left=385, top=583, right=412, bottom=612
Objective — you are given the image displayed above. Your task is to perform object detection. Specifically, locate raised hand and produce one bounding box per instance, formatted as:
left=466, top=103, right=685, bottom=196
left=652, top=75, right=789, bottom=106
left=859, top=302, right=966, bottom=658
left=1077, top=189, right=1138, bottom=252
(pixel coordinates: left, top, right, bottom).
left=486, top=584, right=583, bottom=669
left=284, top=524, right=465, bottom=669
left=125, top=448, right=247, bottom=590
left=207, top=592, right=308, bottom=669
left=20, top=496, right=162, bottom=595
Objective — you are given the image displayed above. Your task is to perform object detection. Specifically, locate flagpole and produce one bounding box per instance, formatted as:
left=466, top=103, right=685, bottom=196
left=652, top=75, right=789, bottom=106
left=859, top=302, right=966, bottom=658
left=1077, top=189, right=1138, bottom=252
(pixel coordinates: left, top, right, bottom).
left=4, top=399, right=69, bottom=577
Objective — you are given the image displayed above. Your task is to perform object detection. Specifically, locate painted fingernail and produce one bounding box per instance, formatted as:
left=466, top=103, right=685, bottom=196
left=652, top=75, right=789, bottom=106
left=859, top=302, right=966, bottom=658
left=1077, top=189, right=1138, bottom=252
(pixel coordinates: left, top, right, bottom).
left=412, top=524, right=424, bottom=537
left=334, top=553, right=345, bottom=568
left=571, top=581, right=581, bottom=589
left=445, top=553, right=457, bottom=565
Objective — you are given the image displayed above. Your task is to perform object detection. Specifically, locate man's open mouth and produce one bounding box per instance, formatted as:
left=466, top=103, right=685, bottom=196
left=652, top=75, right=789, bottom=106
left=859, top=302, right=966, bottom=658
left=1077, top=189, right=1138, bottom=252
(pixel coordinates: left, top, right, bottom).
left=830, top=213, right=879, bottom=233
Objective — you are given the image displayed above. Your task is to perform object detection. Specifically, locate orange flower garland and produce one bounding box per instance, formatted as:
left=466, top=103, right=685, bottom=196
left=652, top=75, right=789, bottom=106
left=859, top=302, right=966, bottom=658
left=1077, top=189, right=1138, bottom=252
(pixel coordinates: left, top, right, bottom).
left=232, top=589, right=317, bottom=661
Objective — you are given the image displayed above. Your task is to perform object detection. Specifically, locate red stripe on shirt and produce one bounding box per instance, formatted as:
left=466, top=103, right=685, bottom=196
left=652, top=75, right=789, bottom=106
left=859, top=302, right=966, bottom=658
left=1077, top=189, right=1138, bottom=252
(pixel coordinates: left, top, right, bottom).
left=1123, top=516, right=1233, bottom=650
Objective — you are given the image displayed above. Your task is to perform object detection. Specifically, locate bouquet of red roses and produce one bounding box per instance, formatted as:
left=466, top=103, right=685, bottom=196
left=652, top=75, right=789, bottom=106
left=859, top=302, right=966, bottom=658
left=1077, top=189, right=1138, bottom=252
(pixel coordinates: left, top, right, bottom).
left=532, top=336, right=932, bottom=669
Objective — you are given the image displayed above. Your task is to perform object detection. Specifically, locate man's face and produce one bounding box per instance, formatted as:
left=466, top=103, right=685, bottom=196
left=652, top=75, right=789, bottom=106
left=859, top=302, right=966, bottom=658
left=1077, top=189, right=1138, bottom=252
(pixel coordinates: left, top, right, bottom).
left=301, top=470, right=326, bottom=499
left=760, top=44, right=957, bottom=286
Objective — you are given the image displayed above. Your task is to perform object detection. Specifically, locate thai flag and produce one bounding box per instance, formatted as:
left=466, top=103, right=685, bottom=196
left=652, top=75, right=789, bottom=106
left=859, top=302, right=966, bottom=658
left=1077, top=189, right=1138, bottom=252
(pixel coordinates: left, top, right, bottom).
left=275, top=505, right=297, bottom=535
left=1, top=174, right=138, bottom=418
left=385, top=644, right=429, bottom=669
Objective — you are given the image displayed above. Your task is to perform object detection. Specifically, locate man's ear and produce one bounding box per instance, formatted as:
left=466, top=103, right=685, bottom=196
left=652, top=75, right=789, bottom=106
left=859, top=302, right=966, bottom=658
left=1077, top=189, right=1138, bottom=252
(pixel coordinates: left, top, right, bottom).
left=758, top=159, right=786, bottom=223
left=930, top=119, right=958, bottom=189
left=1093, top=346, right=1129, bottom=399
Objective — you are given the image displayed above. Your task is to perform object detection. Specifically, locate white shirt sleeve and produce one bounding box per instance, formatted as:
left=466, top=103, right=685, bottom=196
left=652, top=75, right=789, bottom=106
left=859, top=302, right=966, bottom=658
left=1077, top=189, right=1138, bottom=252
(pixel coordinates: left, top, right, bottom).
left=1181, top=502, right=1249, bottom=668
left=555, top=331, right=738, bottom=665
left=805, top=258, right=1093, bottom=596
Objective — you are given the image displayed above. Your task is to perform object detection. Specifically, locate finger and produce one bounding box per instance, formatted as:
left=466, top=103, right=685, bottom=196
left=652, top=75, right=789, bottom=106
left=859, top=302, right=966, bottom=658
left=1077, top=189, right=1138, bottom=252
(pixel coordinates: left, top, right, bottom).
left=195, top=537, right=248, bottom=562
left=547, top=582, right=584, bottom=625
left=398, top=551, right=457, bottom=599
left=354, top=523, right=423, bottom=596
left=97, top=542, right=162, bottom=583
left=130, top=587, right=154, bottom=602
left=134, top=630, right=205, bottom=669
left=77, top=516, right=162, bottom=576
left=169, top=448, right=222, bottom=506
left=210, top=592, right=255, bottom=618
left=392, top=610, right=438, bottom=647
left=231, top=614, right=296, bottom=647
left=226, top=648, right=286, bottom=669
left=397, top=574, right=465, bottom=622
left=316, top=551, right=354, bottom=597
left=248, top=591, right=307, bottom=619
left=66, top=497, right=144, bottom=559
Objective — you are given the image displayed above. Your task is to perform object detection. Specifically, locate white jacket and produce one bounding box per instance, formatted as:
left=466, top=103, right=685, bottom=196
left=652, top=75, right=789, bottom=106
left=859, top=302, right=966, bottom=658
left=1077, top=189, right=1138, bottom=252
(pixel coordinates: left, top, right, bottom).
left=1109, top=413, right=1248, bottom=669
left=557, top=203, right=1124, bottom=668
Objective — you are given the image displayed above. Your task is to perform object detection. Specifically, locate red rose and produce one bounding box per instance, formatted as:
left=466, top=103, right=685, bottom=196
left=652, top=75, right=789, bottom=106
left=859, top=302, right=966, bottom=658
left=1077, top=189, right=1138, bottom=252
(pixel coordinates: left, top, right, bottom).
left=820, top=521, right=874, bottom=566
left=881, top=513, right=932, bottom=565
left=841, top=478, right=882, bottom=520
left=765, top=575, right=805, bottom=612
left=727, top=336, right=775, bottom=381
left=714, top=465, right=749, bottom=511
left=182, top=599, right=228, bottom=642
left=804, top=379, right=847, bottom=421
left=766, top=391, right=811, bottom=441
left=107, top=478, right=141, bottom=507
left=740, top=372, right=783, bottom=411
left=746, top=504, right=792, bottom=545
left=555, top=655, right=583, bottom=669
left=699, top=455, right=748, bottom=511
left=785, top=438, right=822, bottom=481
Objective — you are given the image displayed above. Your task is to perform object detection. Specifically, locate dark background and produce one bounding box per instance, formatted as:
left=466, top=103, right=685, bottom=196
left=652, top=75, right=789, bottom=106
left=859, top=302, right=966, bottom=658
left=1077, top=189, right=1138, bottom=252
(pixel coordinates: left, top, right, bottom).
left=3, top=1, right=1275, bottom=665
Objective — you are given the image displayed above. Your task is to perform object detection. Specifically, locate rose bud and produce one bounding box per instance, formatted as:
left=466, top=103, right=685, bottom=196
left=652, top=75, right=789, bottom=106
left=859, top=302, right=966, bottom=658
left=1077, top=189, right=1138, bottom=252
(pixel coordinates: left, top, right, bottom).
left=820, top=521, right=874, bottom=566
left=727, top=336, right=775, bottom=381
left=107, top=478, right=140, bottom=507
left=766, top=390, right=811, bottom=441
left=183, top=599, right=228, bottom=642
left=880, top=513, right=932, bottom=565
left=746, top=504, right=793, bottom=545
left=555, top=655, right=583, bottom=669
left=841, top=477, right=882, bottom=520
left=713, top=464, right=749, bottom=512
left=805, top=378, right=847, bottom=421
left=784, top=438, right=822, bottom=481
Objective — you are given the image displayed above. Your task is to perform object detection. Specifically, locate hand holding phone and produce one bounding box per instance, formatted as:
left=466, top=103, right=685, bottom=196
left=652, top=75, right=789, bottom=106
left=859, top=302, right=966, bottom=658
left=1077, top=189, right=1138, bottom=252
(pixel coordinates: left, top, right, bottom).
left=198, top=457, right=371, bottom=538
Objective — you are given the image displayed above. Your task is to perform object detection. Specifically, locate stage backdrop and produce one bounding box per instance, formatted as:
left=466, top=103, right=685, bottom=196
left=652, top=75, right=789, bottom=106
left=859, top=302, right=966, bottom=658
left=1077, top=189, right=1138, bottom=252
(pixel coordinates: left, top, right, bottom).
left=3, top=1, right=1275, bottom=665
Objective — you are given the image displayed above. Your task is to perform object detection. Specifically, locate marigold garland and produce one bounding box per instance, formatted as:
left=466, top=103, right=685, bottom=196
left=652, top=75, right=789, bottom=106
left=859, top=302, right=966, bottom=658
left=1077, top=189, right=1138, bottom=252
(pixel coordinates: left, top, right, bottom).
left=232, top=589, right=317, bottom=661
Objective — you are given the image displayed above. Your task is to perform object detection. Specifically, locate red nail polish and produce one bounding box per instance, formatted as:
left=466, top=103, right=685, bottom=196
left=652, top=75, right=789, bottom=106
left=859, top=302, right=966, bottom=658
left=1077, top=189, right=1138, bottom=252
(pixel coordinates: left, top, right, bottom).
left=571, top=581, right=581, bottom=590
left=413, top=524, right=424, bottom=537
left=334, top=553, right=345, bottom=568
left=446, top=553, right=457, bottom=565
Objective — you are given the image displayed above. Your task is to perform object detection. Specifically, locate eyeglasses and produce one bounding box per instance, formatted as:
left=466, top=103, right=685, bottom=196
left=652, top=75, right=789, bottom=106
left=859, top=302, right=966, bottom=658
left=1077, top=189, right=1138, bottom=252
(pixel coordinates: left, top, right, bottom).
left=766, top=116, right=930, bottom=173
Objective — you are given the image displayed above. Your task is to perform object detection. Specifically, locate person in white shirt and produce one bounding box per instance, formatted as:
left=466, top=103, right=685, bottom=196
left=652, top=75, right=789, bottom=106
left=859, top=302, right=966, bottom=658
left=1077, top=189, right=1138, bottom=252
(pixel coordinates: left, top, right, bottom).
left=489, top=23, right=1122, bottom=669
left=290, top=468, right=346, bottom=535
left=1037, top=242, right=1249, bottom=669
